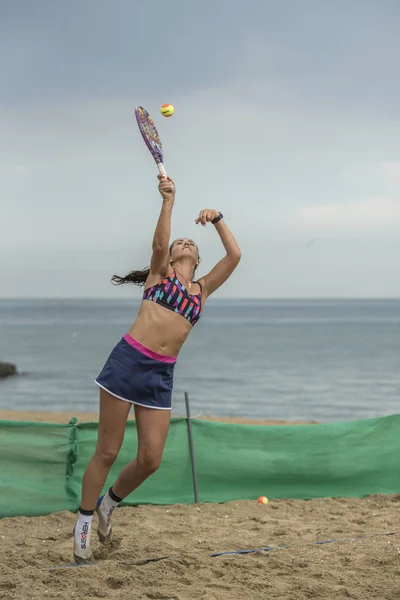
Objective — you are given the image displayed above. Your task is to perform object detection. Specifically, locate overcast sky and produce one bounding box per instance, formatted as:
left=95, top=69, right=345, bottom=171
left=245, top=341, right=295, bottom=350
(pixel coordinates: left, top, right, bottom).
left=1, top=0, right=399, bottom=298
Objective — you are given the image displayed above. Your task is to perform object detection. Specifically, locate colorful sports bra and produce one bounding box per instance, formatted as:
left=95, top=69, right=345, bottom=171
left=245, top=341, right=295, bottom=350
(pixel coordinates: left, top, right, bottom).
left=143, top=271, right=203, bottom=326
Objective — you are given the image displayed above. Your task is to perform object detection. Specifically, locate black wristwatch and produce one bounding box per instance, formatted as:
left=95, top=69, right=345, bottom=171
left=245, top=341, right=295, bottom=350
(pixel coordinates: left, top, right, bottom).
left=211, top=212, right=223, bottom=224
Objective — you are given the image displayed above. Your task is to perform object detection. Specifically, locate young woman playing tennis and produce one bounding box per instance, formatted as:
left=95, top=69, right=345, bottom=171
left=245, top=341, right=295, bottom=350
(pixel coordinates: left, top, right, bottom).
left=73, top=174, right=241, bottom=562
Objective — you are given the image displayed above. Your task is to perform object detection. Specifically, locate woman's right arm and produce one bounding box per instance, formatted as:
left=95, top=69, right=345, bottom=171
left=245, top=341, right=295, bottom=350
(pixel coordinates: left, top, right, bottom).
left=150, top=176, right=176, bottom=276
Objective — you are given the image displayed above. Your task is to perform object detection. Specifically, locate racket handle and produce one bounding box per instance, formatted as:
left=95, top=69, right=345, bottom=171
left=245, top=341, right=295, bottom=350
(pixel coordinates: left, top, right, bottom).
left=157, top=163, right=167, bottom=178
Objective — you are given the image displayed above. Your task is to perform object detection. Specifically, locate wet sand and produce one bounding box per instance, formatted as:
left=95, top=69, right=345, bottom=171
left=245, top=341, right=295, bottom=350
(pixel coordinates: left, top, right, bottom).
left=0, top=409, right=318, bottom=426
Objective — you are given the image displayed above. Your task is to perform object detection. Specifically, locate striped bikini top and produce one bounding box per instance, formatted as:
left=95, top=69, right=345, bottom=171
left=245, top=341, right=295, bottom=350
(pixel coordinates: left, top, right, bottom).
left=143, top=271, right=203, bottom=326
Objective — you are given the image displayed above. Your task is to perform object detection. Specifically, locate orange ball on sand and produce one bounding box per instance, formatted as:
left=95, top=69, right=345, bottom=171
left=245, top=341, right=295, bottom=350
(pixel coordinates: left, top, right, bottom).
left=257, top=496, right=268, bottom=505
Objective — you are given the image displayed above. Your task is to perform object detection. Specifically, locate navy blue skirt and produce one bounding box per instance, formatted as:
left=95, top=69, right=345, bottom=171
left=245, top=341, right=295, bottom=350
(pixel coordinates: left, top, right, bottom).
left=95, top=334, right=176, bottom=410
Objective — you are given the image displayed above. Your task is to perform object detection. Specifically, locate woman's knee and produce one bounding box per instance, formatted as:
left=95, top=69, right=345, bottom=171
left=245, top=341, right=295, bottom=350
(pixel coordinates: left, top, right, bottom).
left=136, top=449, right=162, bottom=475
left=94, top=447, right=120, bottom=469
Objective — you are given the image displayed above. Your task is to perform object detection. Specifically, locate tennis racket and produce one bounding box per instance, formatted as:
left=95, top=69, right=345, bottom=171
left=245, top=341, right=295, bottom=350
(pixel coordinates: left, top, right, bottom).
left=135, top=106, right=167, bottom=177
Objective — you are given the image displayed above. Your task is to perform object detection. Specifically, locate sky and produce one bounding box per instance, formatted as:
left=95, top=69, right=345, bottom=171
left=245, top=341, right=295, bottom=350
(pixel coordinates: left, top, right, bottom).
left=1, top=0, right=399, bottom=299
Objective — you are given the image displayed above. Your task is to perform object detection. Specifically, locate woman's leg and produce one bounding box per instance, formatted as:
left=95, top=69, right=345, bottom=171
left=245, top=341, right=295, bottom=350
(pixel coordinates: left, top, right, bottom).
left=81, top=388, right=132, bottom=508
left=96, top=404, right=171, bottom=540
left=73, top=388, right=131, bottom=562
left=113, top=404, right=171, bottom=497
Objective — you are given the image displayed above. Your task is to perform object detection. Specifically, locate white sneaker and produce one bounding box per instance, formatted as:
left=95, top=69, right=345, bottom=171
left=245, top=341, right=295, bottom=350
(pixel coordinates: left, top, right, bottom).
left=73, top=515, right=94, bottom=563
left=96, top=495, right=114, bottom=543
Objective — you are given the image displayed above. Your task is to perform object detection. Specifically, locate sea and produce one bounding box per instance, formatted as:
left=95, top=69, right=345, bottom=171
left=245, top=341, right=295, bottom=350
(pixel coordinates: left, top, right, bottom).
left=0, top=298, right=399, bottom=423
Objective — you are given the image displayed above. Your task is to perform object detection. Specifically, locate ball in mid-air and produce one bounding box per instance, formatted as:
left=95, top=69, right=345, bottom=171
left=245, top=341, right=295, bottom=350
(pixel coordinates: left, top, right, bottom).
left=257, top=496, right=268, bottom=505
left=160, top=103, right=174, bottom=117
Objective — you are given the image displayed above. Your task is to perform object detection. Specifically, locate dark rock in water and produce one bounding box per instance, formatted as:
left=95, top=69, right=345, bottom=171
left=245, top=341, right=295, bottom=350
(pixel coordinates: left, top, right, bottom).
left=0, top=362, right=17, bottom=378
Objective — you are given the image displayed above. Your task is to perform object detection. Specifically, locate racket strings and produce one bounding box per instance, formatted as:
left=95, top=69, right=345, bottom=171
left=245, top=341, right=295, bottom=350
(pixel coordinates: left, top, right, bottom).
left=135, top=106, right=165, bottom=168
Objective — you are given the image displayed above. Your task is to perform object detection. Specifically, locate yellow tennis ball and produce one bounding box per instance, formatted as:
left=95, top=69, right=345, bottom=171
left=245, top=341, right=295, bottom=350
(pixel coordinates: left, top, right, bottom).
left=160, top=103, right=174, bottom=117
left=257, top=496, right=268, bottom=505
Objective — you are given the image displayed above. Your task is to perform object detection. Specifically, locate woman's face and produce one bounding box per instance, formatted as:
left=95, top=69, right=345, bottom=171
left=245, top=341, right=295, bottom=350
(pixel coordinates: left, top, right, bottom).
left=170, top=239, right=200, bottom=267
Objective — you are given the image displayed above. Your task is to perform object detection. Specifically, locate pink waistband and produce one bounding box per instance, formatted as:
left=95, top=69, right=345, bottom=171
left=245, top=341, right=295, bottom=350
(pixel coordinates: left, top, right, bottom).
left=123, top=334, right=177, bottom=364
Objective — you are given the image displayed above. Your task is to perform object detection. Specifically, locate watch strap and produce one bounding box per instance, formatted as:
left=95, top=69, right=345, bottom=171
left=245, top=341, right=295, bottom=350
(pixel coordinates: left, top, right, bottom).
left=211, top=212, right=223, bottom=224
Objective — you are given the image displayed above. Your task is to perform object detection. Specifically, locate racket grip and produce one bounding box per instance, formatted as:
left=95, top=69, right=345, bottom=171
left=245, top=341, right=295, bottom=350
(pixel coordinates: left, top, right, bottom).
left=157, top=163, right=167, bottom=178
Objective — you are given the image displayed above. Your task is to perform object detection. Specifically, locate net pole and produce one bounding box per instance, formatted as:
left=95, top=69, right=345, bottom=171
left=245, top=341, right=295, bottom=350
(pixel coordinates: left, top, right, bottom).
left=184, top=392, right=199, bottom=503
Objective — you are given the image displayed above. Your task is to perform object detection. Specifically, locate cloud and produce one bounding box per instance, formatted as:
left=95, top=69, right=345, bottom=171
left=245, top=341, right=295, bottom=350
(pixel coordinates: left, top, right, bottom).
left=293, top=196, right=400, bottom=234
left=8, top=164, right=28, bottom=174
left=378, top=162, right=400, bottom=187
left=292, top=163, right=400, bottom=236
left=1, top=2, right=400, bottom=297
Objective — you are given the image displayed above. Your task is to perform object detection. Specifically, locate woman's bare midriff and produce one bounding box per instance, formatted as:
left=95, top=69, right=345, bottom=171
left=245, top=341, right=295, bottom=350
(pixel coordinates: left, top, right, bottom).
left=128, top=300, right=193, bottom=357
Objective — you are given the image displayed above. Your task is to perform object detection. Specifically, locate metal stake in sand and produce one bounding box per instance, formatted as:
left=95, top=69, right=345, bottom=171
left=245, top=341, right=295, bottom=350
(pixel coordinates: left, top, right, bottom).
left=184, top=391, right=199, bottom=503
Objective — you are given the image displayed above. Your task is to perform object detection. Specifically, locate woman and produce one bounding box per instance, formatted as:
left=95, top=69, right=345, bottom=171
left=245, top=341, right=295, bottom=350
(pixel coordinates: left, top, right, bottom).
left=73, top=174, right=241, bottom=563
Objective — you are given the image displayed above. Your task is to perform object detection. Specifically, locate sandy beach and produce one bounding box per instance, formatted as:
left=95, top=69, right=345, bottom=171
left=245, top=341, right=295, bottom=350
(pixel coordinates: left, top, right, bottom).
left=1, top=411, right=399, bottom=599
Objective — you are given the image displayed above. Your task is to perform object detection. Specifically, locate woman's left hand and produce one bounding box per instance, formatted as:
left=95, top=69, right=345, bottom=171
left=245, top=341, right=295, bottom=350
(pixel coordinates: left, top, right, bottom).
left=195, top=209, right=219, bottom=226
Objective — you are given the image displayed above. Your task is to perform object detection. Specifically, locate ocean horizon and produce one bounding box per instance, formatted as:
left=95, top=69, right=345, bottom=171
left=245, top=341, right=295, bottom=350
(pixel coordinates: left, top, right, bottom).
left=1, top=298, right=399, bottom=423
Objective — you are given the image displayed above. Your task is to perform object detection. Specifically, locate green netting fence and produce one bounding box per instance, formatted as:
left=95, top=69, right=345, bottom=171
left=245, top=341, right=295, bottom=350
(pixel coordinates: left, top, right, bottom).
left=1, top=414, right=400, bottom=519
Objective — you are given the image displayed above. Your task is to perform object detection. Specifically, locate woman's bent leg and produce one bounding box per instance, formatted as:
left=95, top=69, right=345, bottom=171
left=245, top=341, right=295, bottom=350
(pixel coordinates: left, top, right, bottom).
left=112, top=403, right=171, bottom=497
left=96, top=404, right=171, bottom=542
left=73, top=388, right=131, bottom=562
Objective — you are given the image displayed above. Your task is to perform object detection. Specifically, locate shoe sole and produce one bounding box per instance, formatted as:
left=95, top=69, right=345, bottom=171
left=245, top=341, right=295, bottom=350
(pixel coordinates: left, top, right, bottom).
left=96, top=496, right=113, bottom=544
left=73, top=553, right=94, bottom=564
